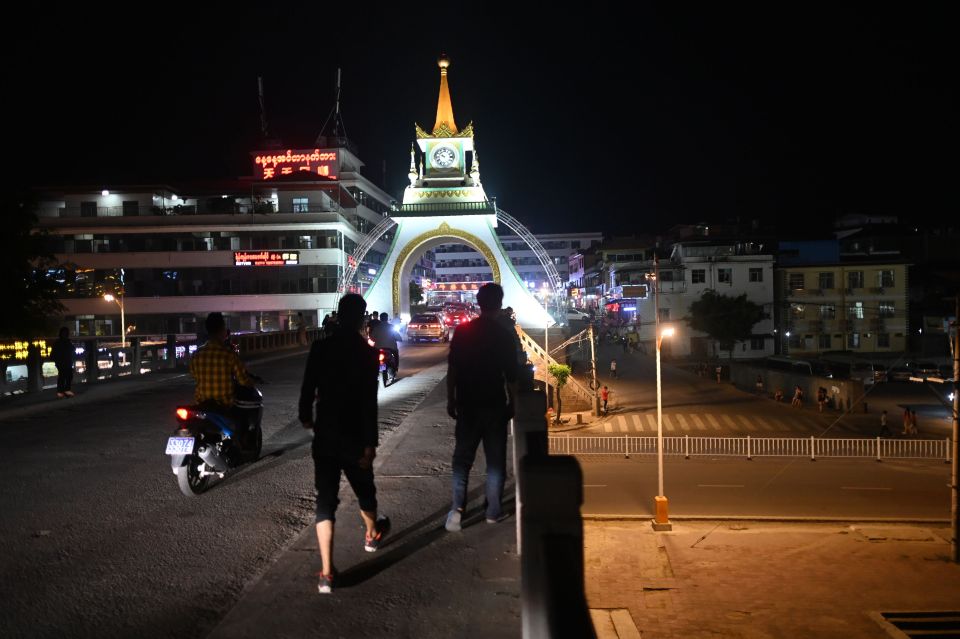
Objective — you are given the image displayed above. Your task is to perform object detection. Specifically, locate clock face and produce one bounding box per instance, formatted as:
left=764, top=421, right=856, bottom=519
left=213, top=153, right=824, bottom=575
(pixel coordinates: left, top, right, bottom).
left=431, top=145, right=457, bottom=169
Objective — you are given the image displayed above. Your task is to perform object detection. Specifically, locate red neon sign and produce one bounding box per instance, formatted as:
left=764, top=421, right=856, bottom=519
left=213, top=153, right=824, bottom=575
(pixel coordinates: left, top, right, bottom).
left=252, top=149, right=338, bottom=181
left=234, top=251, right=300, bottom=266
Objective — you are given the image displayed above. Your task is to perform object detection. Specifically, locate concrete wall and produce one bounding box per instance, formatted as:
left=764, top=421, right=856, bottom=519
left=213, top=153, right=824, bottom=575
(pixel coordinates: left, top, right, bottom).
left=729, top=362, right=866, bottom=412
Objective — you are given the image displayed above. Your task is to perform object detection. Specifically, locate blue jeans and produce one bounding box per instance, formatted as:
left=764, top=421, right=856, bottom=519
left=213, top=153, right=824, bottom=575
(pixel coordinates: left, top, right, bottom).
left=451, top=407, right=508, bottom=520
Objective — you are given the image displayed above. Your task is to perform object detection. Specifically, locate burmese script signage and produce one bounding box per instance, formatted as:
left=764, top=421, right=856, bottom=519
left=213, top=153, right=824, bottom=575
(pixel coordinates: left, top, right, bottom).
left=252, top=149, right=338, bottom=180
left=234, top=251, right=300, bottom=267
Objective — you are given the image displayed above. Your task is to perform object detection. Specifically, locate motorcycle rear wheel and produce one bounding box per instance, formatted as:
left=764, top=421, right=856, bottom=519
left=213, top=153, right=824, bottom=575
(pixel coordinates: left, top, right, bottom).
left=175, top=457, right=210, bottom=496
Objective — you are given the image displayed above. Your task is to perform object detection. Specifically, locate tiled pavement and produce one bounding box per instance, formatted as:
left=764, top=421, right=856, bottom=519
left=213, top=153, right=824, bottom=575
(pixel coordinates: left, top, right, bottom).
left=584, top=520, right=960, bottom=638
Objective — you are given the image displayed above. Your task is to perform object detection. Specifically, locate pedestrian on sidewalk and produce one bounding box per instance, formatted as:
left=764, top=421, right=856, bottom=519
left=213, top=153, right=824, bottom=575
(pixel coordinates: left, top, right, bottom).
left=791, top=385, right=804, bottom=408
left=816, top=386, right=827, bottom=412
left=902, top=407, right=911, bottom=435
left=610, top=358, right=618, bottom=379
left=715, top=364, right=722, bottom=383
left=600, top=385, right=609, bottom=414
left=755, top=375, right=764, bottom=395
left=774, top=388, right=784, bottom=402
left=299, top=293, right=389, bottom=595
left=878, top=410, right=891, bottom=437
left=445, top=283, right=519, bottom=532
left=51, top=327, right=75, bottom=398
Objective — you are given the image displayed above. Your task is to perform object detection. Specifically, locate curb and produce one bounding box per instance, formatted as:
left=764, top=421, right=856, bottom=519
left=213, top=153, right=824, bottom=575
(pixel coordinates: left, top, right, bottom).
left=582, top=514, right=952, bottom=524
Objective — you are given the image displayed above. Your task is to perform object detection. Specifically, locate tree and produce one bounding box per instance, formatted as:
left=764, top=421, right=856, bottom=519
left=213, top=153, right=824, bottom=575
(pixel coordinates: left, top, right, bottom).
left=687, top=290, right=764, bottom=359
left=409, top=280, right=424, bottom=306
left=0, top=196, right=66, bottom=338
left=548, top=363, right=572, bottom=424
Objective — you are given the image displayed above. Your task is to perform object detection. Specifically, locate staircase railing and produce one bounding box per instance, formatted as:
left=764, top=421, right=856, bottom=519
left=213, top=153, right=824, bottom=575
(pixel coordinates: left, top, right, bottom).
left=516, top=326, right=594, bottom=405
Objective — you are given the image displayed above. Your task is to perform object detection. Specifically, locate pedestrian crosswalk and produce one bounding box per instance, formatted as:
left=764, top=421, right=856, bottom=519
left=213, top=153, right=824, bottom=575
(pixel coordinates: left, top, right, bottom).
left=595, top=411, right=866, bottom=435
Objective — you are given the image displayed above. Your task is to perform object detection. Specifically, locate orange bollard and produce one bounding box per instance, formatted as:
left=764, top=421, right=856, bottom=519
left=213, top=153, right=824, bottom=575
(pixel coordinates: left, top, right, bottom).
left=653, top=496, right=672, bottom=531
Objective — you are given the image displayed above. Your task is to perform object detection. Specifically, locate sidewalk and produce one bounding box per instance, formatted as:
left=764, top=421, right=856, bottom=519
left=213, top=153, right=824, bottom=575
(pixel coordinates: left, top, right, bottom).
left=207, top=381, right=521, bottom=639
left=584, top=519, right=960, bottom=638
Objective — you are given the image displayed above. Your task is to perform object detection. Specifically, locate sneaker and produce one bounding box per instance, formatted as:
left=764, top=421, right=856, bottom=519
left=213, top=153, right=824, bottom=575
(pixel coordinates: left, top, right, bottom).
left=445, top=509, right=463, bottom=532
left=485, top=513, right=508, bottom=524
left=64, top=391, right=75, bottom=397
left=364, top=516, right=390, bottom=552
left=56, top=393, right=65, bottom=399
left=317, top=571, right=335, bottom=594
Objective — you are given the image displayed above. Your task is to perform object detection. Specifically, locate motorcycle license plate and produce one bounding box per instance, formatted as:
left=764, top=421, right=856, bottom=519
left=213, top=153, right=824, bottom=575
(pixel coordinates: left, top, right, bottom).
left=166, top=436, right=195, bottom=455
left=379, top=363, right=387, bottom=372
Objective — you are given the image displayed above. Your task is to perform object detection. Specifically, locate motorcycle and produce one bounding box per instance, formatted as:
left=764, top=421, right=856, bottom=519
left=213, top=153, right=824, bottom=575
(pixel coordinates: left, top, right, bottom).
left=165, top=383, right=264, bottom=496
left=378, top=348, right=398, bottom=386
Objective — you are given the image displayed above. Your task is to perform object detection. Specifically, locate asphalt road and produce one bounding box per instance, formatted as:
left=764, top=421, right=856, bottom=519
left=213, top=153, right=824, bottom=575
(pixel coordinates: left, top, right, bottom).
left=0, top=341, right=448, bottom=639
left=578, top=456, right=952, bottom=519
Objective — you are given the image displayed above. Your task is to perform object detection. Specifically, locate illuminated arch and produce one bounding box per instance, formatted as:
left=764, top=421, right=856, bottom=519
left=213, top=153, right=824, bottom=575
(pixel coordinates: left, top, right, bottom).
left=391, top=221, right=501, bottom=316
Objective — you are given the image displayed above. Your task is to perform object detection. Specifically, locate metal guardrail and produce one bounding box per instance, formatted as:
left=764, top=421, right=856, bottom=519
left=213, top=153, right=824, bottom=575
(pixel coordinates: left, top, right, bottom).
left=548, top=435, right=953, bottom=462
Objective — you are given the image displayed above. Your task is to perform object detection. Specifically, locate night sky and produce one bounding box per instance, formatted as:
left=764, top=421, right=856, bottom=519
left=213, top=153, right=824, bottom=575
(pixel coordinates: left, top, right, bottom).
left=10, top=6, right=952, bottom=236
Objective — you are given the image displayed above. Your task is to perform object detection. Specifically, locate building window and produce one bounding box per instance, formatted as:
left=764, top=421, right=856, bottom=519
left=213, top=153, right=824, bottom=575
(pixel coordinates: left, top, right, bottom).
left=658, top=308, right=670, bottom=321
left=81, top=201, right=98, bottom=217
left=660, top=270, right=675, bottom=282
left=847, top=271, right=864, bottom=289
left=718, top=268, right=732, bottom=283
left=748, top=268, right=763, bottom=282
left=819, top=334, right=832, bottom=349
left=292, top=197, right=310, bottom=213
left=847, top=332, right=861, bottom=349
left=122, top=201, right=139, bottom=217
left=692, top=269, right=705, bottom=283
left=571, top=241, right=581, bottom=249
left=750, top=336, right=765, bottom=350
left=847, top=301, right=864, bottom=319
left=879, top=301, right=895, bottom=318
left=877, top=270, right=895, bottom=288
left=818, top=272, right=834, bottom=290
left=819, top=304, right=836, bottom=319
left=788, top=273, right=804, bottom=290
left=790, top=303, right=805, bottom=318
left=877, top=332, right=890, bottom=348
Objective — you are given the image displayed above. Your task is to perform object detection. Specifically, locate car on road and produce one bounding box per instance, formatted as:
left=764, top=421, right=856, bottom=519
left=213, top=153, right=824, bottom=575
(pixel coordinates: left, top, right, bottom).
left=887, top=365, right=913, bottom=382
left=566, top=308, right=591, bottom=322
left=911, top=361, right=940, bottom=380
left=406, top=313, right=450, bottom=343
left=442, top=308, right=472, bottom=329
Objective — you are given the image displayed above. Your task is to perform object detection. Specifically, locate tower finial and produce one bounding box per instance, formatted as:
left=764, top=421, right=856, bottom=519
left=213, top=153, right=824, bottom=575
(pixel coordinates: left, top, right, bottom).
left=408, top=143, right=418, bottom=186
left=432, top=54, right=458, bottom=136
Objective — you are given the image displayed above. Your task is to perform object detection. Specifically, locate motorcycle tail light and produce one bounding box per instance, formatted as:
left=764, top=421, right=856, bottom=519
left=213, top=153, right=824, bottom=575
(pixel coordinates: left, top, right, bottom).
left=379, top=352, right=385, bottom=363
left=176, top=407, right=190, bottom=420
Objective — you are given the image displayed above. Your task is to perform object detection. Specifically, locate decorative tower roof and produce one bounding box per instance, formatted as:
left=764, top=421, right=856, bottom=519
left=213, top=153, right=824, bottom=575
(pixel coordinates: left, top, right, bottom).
left=416, top=55, right=474, bottom=140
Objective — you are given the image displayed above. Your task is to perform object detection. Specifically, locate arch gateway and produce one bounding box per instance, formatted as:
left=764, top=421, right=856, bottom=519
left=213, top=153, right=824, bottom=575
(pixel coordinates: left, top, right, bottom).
left=337, top=56, right=560, bottom=328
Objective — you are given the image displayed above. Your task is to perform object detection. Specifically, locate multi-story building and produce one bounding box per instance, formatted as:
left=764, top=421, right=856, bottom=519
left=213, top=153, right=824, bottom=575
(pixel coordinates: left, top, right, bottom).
left=625, top=239, right=776, bottom=359
left=776, top=240, right=909, bottom=355
left=430, top=231, right=602, bottom=291
left=33, top=142, right=395, bottom=338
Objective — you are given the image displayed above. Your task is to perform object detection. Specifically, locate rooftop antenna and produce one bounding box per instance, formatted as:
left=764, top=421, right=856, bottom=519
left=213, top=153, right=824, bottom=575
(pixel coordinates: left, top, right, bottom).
left=317, top=68, right=349, bottom=146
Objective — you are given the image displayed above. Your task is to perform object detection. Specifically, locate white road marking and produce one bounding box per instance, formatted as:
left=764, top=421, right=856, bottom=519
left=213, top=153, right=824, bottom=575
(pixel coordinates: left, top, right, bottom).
left=737, top=415, right=758, bottom=431
left=705, top=414, right=721, bottom=430
left=604, top=421, right=613, bottom=433
left=841, top=486, right=892, bottom=491
left=691, top=414, right=707, bottom=431
left=676, top=414, right=691, bottom=431
left=618, top=415, right=628, bottom=432
left=645, top=414, right=657, bottom=429
left=754, top=416, right=775, bottom=431
left=722, top=414, right=740, bottom=430
left=663, top=414, right=676, bottom=432
left=632, top=414, right=644, bottom=432
left=698, top=484, right=745, bottom=488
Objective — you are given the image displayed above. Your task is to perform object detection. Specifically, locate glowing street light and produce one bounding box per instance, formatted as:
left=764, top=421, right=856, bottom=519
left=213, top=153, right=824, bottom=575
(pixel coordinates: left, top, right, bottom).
left=654, top=324, right=674, bottom=531
left=103, top=291, right=126, bottom=349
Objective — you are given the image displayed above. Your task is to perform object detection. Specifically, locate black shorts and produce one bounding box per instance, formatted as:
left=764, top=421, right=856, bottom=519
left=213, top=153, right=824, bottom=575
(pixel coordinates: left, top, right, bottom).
left=313, top=452, right=377, bottom=523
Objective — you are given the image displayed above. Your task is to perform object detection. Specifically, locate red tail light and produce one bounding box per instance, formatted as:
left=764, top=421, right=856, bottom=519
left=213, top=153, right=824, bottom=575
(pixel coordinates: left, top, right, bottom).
left=379, top=352, right=385, bottom=363
left=176, top=407, right=190, bottom=420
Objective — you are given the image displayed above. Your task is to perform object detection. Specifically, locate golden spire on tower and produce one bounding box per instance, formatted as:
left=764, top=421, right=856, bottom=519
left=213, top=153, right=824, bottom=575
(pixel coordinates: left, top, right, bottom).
left=432, top=54, right=458, bottom=136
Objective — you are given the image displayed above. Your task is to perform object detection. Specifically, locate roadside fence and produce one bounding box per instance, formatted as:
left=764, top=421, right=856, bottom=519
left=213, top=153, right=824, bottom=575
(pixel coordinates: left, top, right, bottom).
left=548, top=434, right=952, bottom=462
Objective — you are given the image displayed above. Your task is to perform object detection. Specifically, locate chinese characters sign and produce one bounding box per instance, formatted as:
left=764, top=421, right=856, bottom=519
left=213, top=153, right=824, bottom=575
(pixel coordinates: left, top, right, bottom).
left=252, top=149, right=338, bottom=180
left=234, top=251, right=300, bottom=266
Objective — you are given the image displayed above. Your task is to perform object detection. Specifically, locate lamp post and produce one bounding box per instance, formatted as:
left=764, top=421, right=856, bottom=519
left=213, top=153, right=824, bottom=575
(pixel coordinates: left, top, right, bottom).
left=647, top=254, right=674, bottom=531
left=103, top=293, right=126, bottom=349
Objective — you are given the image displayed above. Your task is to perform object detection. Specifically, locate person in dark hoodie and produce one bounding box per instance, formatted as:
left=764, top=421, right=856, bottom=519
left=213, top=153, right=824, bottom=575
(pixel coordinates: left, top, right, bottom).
left=51, top=327, right=75, bottom=398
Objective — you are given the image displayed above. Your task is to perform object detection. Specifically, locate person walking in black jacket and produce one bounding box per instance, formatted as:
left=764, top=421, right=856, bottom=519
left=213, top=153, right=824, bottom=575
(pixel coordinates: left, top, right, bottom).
left=299, top=293, right=389, bottom=594
left=51, top=327, right=75, bottom=398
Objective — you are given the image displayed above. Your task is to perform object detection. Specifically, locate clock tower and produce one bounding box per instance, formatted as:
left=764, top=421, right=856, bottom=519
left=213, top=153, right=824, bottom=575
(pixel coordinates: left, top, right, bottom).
left=402, top=55, right=486, bottom=207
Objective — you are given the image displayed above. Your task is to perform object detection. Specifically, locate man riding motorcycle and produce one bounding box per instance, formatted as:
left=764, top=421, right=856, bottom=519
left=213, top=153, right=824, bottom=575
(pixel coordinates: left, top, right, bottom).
left=189, top=312, right=257, bottom=449
left=370, top=312, right=400, bottom=373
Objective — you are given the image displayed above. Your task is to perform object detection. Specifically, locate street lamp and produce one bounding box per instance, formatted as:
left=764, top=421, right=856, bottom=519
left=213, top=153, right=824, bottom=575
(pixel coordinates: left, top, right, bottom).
left=103, top=292, right=126, bottom=349
left=654, top=325, right=674, bottom=531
